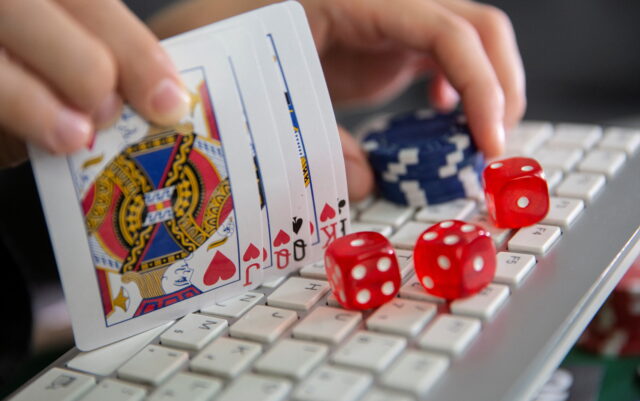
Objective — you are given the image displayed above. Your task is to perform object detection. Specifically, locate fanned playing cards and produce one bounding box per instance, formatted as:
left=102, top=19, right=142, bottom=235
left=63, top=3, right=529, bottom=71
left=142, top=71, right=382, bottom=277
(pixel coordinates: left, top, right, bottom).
left=29, top=2, right=350, bottom=350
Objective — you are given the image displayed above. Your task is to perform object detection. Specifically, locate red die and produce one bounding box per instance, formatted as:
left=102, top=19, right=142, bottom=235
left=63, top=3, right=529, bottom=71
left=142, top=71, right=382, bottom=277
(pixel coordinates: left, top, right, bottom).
left=483, top=157, right=549, bottom=228
left=414, top=220, right=496, bottom=300
left=324, top=231, right=401, bottom=310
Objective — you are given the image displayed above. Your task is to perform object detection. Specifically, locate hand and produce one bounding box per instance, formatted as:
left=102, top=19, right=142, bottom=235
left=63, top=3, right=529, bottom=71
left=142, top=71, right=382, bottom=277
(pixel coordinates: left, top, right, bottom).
left=0, top=0, right=191, bottom=168
left=149, top=0, right=526, bottom=201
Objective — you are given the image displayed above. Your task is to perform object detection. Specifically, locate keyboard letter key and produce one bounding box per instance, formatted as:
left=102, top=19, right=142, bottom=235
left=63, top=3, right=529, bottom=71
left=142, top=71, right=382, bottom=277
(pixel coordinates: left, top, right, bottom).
left=380, top=350, right=449, bottom=397
left=11, top=368, right=95, bottom=401
left=508, top=224, right=562, bottom=255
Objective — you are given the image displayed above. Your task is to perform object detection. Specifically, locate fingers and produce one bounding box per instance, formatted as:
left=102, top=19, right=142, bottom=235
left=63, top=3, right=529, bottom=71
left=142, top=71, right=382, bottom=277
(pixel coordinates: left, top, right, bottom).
left=0, top=0, right=117, bottom=113
left=330, top=0, right=510, bottom=157
left=57, top=0, right=190, bottom=126
left=432, top=0, right=526, bottom=130
left=338, top=126, right=374, bottom=201
left=0, top=56, right=92, bottom=154
left=429, top=72, right=460, bottom=111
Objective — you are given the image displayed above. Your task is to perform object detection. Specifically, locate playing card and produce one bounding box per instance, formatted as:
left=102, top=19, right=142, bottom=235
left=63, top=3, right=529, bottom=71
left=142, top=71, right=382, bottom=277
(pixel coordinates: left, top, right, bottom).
left=30, top=36, right=263, bottom=350
left=258, top=4, right=345, bottom=254
left=285, top=4, right=352, bottom=240
left=217, top=27, right=299, bottom=277
left=198, top=8, right=316, bottom=271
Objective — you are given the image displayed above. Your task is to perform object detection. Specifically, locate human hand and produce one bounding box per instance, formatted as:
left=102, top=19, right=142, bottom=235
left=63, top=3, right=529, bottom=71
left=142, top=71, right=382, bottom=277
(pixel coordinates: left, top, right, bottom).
left=149, top=0, right=525, bottom=201
left=0, top=0, right=191, bottom=168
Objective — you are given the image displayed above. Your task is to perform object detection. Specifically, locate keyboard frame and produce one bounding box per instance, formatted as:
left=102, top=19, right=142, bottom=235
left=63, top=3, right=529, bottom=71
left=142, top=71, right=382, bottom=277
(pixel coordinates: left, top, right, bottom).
left=9, top=127, right=640, bottom=401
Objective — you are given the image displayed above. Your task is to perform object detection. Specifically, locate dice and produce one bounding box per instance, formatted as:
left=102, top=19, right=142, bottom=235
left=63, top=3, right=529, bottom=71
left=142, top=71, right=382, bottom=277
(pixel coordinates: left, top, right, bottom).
left=483, top=157, right=550, bottom=228
left=324, top=231, right=401, bottom=310
left=414, top=220, right=496, bottom=300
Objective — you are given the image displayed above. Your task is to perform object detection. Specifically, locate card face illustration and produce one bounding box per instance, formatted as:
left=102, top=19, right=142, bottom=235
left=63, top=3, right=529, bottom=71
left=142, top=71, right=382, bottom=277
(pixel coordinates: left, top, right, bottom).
left=75, top=68, right=243, bottom=327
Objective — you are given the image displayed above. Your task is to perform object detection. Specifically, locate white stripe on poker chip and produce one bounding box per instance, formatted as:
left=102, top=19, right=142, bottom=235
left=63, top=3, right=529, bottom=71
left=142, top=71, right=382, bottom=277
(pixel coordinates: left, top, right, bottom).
left=362, top=140, right=379, bottom=152
left=399, top=180, right=421, bottom=191
left=448, top=133, right=471, bottom=150
left=388, top=162, right=408, bottom=175
left=438, top=163, right=458, bottom=178
left=382, top=171, right=399, bottom=182
left=398, top=148, right=420, bottom=164
left=415, top=109, right=437, bottom=120
left=458, top=165, right=484, bottom=198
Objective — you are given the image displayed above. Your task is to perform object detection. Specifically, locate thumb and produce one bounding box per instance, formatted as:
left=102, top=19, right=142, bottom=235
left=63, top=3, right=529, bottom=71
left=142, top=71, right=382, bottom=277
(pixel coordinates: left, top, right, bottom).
left=338, top=125, right=374, bottom=202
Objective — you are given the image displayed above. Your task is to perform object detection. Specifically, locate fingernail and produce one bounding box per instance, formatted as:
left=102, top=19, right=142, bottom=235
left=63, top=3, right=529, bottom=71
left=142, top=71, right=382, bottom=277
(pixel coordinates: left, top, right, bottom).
left=150, top=78, right=190, bottom=126
left=442, top=84, right=460, bottom=107
left=94, top=92, right=122, bottom=128
left=54, top=108, right=93, bottom=152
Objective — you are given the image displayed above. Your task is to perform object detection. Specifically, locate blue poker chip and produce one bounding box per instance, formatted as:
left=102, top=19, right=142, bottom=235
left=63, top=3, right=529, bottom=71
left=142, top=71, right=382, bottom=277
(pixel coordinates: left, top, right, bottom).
left=371, top=147, right=483, bottom=183
left=358, top=109, right=484, bottom=207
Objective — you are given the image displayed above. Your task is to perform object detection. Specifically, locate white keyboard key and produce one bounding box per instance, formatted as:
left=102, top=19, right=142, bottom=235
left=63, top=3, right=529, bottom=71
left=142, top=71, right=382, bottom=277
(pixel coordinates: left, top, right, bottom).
left=350, top=222, right=393, bottom=237
left=160, top=313, right=227, bottom=350
left=414, top=199, right=476, bottom=223
left=293, top=365, right=372, bottom=401
left=117, top=345, right=188, bottom=386
left=267, top=277, right=329, bottom=311
left=533, top=146, right=584, bottom=172
left=555, top=172, right=606, bottom=204
left=67, top=322, right=171, bottom=376
left=350, top=207, right=358, bottom=221
left=190, top=337, right=262, bottom=379
left=451, top=283, right=510, bottom=321
left=11, top=368, right=95, bottom=401
left=544, top=169, right=563, bottom=192
left=230, top=305, right=297, bottom=343
left=359, top=199, right=415, bottom=227
left=599, top=127, right=640, bottom=155
left=261, top=276, right=287, bottom=289
left=469, top=214, right=511, bottom=246
left=508, top=224, right=562, bottom=255
left=399, top=276, right=446, bottom=303
left=548, top=123, right=602, bottom=150
left=578, top=149, right=626, bottom=178
left=326, top=292, right=342, bottom=308
left=389, top=221, right=431, bottom=249
left=380, top=350, right=449, bottom=397
left=79, top=379, right=145, bottom=401
left=506, top=121, right=553, bottom=155
left=200, top=291, right=263, bottom=318
left=367, top=298, right=437, bottom=337
left=542, top=197, right=585, bottom=229
left=217, top=373, right=291, bottom=401
left=293, top=306, right=361, bottom=345
left=299, top=261, right=327, bottom=279
left=353, top=195, right=375, bottom=211
left=254, top=338, right=328, bottom=380
left=394, top=248, right=415, bottom=278
left=494, top=252, right=537, bottom=287
left=360, top=389, right=414, bottom=401
left=148, top=373, right=222, bottom=401
left=417, top=314, right=482, bottom=356
left=332, top=331, right=406, bottom=372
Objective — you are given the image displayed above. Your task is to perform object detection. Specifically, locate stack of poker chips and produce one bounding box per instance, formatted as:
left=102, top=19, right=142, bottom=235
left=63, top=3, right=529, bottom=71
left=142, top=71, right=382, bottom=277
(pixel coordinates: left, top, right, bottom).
left=578, top=259, right=640, bottom=356
left=360, top=109, right=485, bottom=207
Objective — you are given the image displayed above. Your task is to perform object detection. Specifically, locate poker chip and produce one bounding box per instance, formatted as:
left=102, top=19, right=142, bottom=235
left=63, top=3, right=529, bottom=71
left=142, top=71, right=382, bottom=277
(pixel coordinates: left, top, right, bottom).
left=358, top=109, right=484, bottom=206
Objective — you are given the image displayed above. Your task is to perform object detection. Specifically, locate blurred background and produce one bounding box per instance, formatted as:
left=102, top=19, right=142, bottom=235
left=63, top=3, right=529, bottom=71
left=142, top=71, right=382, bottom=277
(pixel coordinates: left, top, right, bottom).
left=2, top=0, right=640, bottom=399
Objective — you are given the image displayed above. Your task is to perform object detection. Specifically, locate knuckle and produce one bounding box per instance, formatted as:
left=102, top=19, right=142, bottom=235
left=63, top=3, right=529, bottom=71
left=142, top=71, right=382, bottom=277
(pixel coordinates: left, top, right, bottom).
left=442, top=14, right=478, bottom=41
left=477, top=6, right=514, bottom=38
left=76, top=45, right=117, bottom=109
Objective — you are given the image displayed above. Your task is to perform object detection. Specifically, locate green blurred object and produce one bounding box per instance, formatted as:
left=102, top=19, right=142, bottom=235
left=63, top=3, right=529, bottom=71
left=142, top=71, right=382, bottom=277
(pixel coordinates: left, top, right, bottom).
left=563, top=348, right=640, bottom=401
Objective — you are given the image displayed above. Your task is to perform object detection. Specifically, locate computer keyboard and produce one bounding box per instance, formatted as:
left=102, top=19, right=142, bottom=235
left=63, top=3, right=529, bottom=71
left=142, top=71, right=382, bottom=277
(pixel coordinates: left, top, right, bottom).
left=8, top=121, right=640, bottom=401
